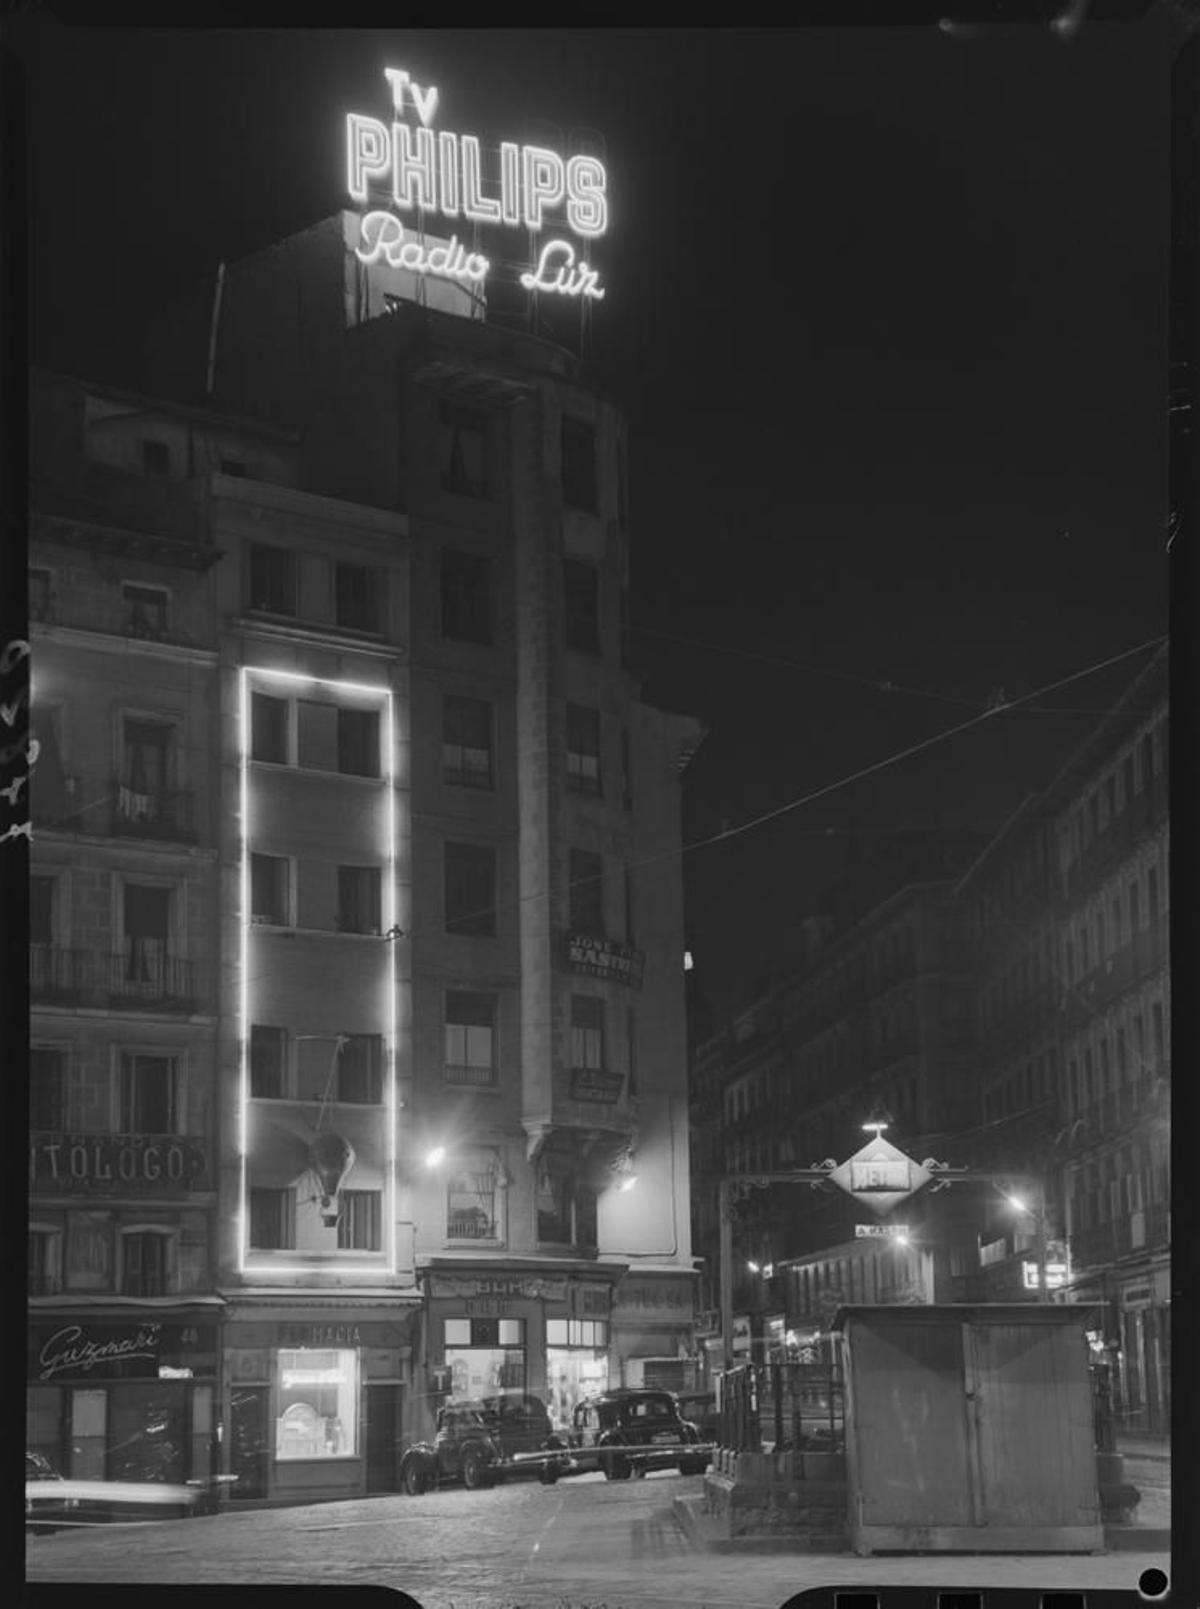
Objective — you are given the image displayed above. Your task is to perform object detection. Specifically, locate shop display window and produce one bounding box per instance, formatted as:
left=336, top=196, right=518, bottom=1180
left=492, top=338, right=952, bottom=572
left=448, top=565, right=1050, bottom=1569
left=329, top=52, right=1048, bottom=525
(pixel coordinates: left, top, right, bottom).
left=442, top=1318, right=526, bottom=1401
left=276, top=1348, right=358, bottom=1459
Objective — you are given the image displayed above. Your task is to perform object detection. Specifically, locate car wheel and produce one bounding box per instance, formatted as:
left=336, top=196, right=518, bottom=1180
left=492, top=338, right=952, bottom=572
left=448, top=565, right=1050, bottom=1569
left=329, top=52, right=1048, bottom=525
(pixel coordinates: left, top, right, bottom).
left=679, top=1457, right=706, bottom=1476
left=538, top=1463, right=559, bottom=1485
left=603, top=1449, right=632, bottom=1481
left=461, top=1447, right=492, bottom=1490
left=402, top=1459, right=430, bottom=1496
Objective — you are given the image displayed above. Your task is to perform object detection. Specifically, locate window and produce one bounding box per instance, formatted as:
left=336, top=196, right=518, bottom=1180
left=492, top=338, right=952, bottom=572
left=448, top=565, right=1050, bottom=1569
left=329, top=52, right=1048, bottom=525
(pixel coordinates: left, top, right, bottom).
left=335, top=1034, right=383, bottom=1104
left=337, top=1190, right=382, bottom=1250
left=121, top=1230, right=171, bottom=1297
left=337, top=865, right=382, bottom=934
left=119, top=1053, right=176, bottom=1133
left=569, top=849, right=604, bottom=934
left=29, top=1229, right=62, bottom=1296
left=142, top=440, right=170, bottom=475
left=441, top=550, right=492, bottom=644
left=537, top=1155, right=597, bottom=1249
left=447, top=1160, right=500, bottom=1241
left=122, top=583, right=170, bottom=640
left=30, top=567, right=53, bottom=621
left=276, top=1349, right=358, bottom=1459
left=251, top=854, right=289, bottom=925
left=123, top=883, right=170, bottom=983
left=564, top=560, right=600, bottom=653
left=571, top=995, right=605, bottom=1071
left=439, top=403, right=489, bottom=498
left=30, top=1047, right=66, bottom=1129
left=250, top=1187, right=295, bottom=1249
left=444, top=992, right=497, bottom=1085
left=444, top=842, right=497, bottom=937
left=251, top=693, right=289, bottom=763
left=337, top=707, right=380, bottom=778
left=250, top=1026, right=287, bottom=1099
left=443, top=695, right=494, bottom=789
left=561, top=417, right=597, bottom=512
left=335, top=562, right=380, bottom=633
left=566, top=703, right=601, bottom=795
left=120, top=720, right=172, bottom=827
left=248, top=544, right=295, bottom=615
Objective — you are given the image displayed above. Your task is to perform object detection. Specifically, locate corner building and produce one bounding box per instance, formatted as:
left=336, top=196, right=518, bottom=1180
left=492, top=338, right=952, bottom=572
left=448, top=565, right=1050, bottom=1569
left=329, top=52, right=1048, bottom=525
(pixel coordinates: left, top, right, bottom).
left=152, top=213, right=700, bottom=1484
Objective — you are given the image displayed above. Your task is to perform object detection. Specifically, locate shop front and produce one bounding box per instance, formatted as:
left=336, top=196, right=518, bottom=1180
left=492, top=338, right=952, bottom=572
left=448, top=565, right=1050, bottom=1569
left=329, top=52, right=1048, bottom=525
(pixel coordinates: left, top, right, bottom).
left=222, top=1300, right=419, bottom=1504
left=609, top=1270, right=698, bottom=1394
left=27, top=1306, right=222, bottom=1486
left=422, top=1262, right=625, bottom=1437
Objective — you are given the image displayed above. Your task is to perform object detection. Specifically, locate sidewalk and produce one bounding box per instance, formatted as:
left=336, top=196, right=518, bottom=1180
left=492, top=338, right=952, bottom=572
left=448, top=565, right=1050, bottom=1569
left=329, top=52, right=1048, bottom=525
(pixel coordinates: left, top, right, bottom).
left=1118, top=1433, right=1171, bottom=1462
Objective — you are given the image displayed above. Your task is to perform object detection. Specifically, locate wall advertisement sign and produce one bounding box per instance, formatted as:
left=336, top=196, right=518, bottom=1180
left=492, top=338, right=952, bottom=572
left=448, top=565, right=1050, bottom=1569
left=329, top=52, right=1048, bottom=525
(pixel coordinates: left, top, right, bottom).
left=29, top=1321, right=218, bottom=1383
left=29, top=1132, right=208, bottom=1193
left=346, top=67, right=608, bottom=304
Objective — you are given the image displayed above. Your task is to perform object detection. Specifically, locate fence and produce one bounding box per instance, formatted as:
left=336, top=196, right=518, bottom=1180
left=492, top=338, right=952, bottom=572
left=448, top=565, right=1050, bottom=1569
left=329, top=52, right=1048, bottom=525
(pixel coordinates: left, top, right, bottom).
left=717, top=1361, right=845, bottom=1454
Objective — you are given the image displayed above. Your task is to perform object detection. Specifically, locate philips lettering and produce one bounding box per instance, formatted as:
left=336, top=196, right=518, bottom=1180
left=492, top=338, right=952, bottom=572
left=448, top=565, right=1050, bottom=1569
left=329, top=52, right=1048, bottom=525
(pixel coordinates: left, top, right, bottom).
left=347, top=68, right=607, bottom=303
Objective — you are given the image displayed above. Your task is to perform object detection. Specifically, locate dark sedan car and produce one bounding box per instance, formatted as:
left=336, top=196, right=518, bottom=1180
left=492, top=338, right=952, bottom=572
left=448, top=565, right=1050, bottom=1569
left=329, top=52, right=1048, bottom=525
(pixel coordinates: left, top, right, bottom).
left=25, top=1452, right=80, bottom=1533
left=569, top=1388, right=710, bottom=1479
left=400, top=1392, right=569, bottom=1493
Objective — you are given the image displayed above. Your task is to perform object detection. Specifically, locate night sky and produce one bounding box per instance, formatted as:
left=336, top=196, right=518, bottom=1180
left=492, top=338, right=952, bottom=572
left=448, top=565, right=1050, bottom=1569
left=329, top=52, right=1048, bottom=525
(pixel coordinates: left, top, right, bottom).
left=10, top=17, right=1172, bottom=1019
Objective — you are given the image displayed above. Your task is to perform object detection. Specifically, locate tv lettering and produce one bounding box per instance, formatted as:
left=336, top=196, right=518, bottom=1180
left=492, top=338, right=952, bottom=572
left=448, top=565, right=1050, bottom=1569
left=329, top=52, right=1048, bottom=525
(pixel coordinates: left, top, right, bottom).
left=346, top=68, right=606, bottom=304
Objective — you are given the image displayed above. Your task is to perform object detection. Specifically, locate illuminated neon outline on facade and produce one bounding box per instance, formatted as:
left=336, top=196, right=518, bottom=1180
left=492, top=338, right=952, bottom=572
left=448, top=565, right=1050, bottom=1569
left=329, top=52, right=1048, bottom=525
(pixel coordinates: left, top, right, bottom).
left=345, top=66, right=607, bottom=302
left=238, top=666, right=399, bottom=1278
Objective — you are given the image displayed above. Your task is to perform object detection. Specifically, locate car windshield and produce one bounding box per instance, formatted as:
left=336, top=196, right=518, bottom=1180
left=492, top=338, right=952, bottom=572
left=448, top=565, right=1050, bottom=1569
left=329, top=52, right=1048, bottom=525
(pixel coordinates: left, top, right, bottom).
left=618, top=1396, right=677, bottom=1424
left=26, top=1452, right=60, bottom=1479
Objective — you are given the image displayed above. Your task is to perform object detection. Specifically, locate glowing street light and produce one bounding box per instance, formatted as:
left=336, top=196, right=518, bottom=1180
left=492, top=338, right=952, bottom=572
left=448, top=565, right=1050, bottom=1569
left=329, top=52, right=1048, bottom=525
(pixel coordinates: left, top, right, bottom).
left=424, top=1145, right=447, bottom=1168
left=747, top=1260, right=761, bottom=1274
left=617, top=1175, right=638, bottom=1192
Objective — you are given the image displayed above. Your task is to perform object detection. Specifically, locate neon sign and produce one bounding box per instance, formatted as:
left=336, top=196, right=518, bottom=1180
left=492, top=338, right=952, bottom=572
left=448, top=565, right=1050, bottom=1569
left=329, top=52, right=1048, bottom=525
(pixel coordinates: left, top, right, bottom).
left=346, top=67, right=607, bottom=303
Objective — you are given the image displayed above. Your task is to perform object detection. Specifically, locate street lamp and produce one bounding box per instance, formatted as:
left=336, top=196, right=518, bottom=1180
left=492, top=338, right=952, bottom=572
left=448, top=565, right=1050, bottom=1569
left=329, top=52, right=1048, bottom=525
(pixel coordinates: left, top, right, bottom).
left=424, top=1145, right=447, bottom=1168
left=1002, top=1180, right=1048, bottom=1296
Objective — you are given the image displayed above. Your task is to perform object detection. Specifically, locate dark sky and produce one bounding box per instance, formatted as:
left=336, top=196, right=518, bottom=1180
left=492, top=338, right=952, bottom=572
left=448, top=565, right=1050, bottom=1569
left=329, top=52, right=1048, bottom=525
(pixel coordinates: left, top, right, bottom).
left=9, top=17, right=1172, bottom=1018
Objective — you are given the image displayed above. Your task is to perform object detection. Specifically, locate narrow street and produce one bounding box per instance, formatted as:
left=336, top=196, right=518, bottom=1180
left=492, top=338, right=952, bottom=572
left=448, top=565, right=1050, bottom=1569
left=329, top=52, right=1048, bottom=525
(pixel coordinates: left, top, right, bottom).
left=26, top=1469, right=1171, bottom=1608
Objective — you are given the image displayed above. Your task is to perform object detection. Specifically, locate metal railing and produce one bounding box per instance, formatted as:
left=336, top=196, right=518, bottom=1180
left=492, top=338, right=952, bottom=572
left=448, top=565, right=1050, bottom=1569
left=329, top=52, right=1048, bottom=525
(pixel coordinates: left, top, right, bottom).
left=717, top=1361, right=845, bottom=1454
left=30, top=946, right=212, bottom=1012
left=110, top=780, right=198, bottom=843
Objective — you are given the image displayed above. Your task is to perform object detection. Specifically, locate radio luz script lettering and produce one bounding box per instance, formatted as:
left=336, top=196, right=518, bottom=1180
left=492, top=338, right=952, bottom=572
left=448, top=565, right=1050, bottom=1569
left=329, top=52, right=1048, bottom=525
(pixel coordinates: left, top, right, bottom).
left=347, top=68, right=606, bottom=302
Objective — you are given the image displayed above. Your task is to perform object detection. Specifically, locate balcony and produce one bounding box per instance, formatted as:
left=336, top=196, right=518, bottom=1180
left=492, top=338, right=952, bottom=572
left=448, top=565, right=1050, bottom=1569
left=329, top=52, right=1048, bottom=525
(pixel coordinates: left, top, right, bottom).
left=30, top=947, right=212, bottom=1013
left=110, top=780, right=198, bottom=843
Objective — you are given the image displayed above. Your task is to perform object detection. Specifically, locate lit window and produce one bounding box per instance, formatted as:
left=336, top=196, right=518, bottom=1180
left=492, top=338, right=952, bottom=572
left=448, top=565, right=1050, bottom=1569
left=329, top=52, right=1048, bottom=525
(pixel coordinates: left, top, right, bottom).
left=444, top=992, right=497, bottom=1086
left=443, top=695, right=493, bottom=789
left=566, top=703, right=601, bottom=795
left=276, top=1349, right=358, bottom=1459
left=337, top=1191, right=381, bottom=1250
left=446, top=1159, right=500, bottom=1241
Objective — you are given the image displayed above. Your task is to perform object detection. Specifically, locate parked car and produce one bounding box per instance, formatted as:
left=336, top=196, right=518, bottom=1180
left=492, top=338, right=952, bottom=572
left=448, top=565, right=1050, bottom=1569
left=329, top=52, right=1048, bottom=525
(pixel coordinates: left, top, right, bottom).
left=568, top=1388, right=710, bottom=1479
left=26, top=1450, right=223, bottom=1530
left=400, top=1392, right=570, bottom=1494
left=675, top=1390, right=719, bottom=1447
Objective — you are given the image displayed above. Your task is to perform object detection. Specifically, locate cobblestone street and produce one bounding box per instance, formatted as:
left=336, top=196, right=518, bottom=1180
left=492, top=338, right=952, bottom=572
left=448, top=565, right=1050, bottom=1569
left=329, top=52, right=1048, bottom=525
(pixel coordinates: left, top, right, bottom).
left=26, top=1470, right=1172, bottom=1608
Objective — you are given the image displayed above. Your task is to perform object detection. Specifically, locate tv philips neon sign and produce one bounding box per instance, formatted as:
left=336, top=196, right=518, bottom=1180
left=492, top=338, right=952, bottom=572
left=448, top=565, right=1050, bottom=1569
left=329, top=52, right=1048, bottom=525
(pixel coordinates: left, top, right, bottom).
left=346, top=67, right=607, bottom=301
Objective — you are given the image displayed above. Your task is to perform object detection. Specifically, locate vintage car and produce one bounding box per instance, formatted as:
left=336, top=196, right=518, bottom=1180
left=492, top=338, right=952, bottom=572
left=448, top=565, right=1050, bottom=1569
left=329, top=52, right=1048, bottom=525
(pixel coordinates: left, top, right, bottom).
left=568, top=1388, right=710, bottom=1479
left=26, top=1450, right=225, bottom=1530
left=399, top=1392, right=570, bottom=1494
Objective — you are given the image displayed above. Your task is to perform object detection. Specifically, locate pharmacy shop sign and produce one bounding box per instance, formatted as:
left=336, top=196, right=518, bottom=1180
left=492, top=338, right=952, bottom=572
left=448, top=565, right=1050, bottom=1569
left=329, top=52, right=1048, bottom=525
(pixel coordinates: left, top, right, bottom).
left=346, top=67, right=607, bottom=301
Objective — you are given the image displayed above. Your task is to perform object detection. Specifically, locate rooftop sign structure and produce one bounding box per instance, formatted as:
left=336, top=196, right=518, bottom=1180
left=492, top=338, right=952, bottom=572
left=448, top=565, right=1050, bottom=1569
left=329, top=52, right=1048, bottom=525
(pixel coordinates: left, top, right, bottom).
left=346, top=67, right=607, bottom=304
left=827, top=1134, right=932, bottom=1217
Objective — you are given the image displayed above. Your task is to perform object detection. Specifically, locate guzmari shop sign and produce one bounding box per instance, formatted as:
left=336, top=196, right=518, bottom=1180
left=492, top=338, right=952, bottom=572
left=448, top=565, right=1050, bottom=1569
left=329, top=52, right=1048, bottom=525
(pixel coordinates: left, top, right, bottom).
left=346, top=66, right=607, bottom=301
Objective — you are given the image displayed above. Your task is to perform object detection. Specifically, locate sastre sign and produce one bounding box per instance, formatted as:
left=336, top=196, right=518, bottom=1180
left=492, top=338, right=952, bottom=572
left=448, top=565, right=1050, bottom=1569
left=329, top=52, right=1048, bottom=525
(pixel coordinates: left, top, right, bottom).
left=346, top=67, right=607, bottom=302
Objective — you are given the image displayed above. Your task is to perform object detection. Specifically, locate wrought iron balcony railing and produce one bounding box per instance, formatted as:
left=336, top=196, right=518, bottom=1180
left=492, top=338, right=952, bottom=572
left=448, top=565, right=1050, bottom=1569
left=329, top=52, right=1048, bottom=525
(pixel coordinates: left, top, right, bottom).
left=30, top=946, right=212, bottom=1012
left=110, top=779, right=198, bottom=843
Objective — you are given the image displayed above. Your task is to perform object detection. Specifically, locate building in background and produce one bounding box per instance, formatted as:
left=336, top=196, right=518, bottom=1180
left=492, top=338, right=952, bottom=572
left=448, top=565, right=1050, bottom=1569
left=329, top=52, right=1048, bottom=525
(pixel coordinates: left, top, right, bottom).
left=28, top=211, right=701, bottom=1503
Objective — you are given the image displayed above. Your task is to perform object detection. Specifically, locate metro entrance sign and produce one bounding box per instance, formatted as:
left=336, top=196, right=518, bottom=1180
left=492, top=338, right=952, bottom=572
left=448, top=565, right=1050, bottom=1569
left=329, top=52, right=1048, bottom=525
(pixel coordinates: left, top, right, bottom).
left=827, top=1134, right=932, bottom=1217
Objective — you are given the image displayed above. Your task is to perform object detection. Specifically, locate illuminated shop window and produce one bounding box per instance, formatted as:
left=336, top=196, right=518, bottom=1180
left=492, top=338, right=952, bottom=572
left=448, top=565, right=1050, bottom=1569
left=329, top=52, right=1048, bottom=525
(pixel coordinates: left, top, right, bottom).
left=250, top=1187, right=295, bottom=1250
left=444, top=992, right=497, bottom=1086
left=442, top=1319, right=526, bottom=1400
left=335, top=562, right=381, bottom=634
left=545, top=1320, right=608, bottom=1348
left=276, top=1349, right=358, bottom=1459
left=251, top=693, right=289, bottom=763
left=566, top=703, right=601, bottom=795
left=443, top=695, right=494, bottom=789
